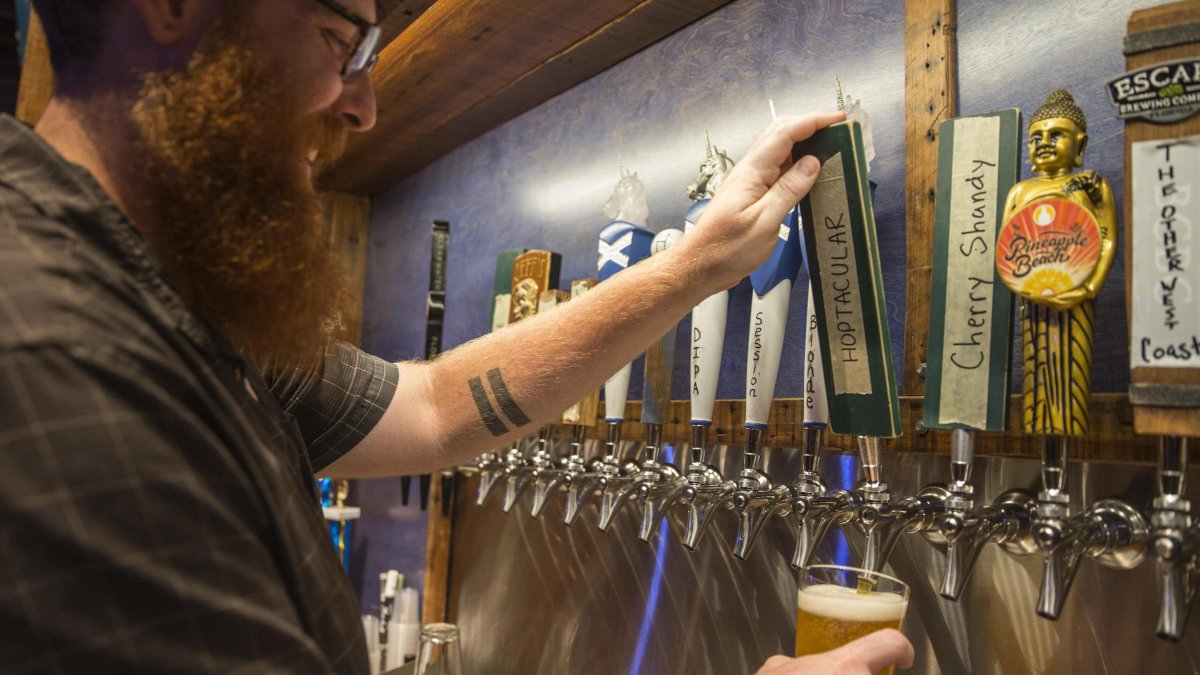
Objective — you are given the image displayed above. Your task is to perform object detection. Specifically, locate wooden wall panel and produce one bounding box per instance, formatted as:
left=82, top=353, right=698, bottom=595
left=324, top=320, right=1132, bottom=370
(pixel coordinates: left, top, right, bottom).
left=903, top=0, right=957, bottom=395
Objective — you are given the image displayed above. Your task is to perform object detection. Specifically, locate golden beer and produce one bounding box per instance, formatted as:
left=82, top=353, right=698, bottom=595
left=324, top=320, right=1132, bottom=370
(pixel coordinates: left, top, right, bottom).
left=796, top=566, right=909, bottom=675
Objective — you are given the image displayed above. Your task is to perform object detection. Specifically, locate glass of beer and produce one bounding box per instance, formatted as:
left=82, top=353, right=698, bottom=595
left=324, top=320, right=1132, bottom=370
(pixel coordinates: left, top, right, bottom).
left=795, top=564, right=909, bottom=675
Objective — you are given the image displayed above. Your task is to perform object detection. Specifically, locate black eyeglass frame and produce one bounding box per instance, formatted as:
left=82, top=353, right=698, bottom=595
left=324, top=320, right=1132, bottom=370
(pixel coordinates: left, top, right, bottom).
left=312, top=0, right=381, bottom=82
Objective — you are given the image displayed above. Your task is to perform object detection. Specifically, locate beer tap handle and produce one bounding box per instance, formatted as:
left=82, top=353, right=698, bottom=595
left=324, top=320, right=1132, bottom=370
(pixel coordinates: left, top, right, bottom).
left=800, top=283, right=828, bottom=476
left=686, top=199, right=730, bottom=463
left=744, top=207, right=803, bottom=454
left=597, top=221, right=656, bottom=452
left=640, top=229, right=684, bottom=453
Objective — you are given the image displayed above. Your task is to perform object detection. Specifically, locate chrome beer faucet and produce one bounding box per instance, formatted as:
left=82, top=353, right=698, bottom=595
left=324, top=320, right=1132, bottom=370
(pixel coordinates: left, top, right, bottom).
left=530, top=279, right=601, bottom=520
left=1151, top=436, right=1198, bottom=641
left=676, top=145, right=738, bottom=551
left=936, top=429, right=1035, bottom=600
left=787, top=285, right=855, bottom=570
left=731, top=428, right=793, bottom=560
left=678, top=424, right=736, bottom=550
left=788, top=426, right=858, bottom=569
left=853, top=436, right=948, bottom=574
left=633, top=425, right=686, bottom=542
left=624, top=228, right=687, bottom=540
left=594, top=420, right=642, bottom=532
left=731, top=206, right=804, bottom=561
left=500, top=434, right=539, bottom=513
left=1031, top=436, right=1148, bottom=619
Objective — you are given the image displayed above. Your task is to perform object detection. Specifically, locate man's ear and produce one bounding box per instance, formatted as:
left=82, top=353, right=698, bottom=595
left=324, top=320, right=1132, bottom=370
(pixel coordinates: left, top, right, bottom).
left=130, top=0, right=216, bottom=47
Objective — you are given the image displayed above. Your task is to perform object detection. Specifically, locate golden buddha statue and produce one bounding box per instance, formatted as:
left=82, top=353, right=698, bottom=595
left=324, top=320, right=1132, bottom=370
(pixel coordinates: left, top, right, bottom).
left=997, top=89, right=1117, bottom=435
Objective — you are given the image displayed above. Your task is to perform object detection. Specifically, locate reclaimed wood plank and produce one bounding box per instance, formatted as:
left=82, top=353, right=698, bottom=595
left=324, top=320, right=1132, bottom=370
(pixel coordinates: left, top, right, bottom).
left=903, top=0, right=958, bottom=395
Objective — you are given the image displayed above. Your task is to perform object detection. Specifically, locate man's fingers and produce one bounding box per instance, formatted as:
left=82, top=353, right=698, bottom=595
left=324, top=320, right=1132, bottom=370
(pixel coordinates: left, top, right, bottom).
left=760, top=154, right=820, bottom=215
left=839, top=629, right=915, bottom=672
left=743, top=110, right=846, bottom=169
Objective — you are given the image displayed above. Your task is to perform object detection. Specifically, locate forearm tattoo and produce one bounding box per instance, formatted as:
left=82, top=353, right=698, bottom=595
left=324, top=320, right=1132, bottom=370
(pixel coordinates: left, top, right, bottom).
left=468, top=368, right=530, bottom=436
left=469, top=376, right=509, bottom=436
left=486, top=368, right=530, bottom=426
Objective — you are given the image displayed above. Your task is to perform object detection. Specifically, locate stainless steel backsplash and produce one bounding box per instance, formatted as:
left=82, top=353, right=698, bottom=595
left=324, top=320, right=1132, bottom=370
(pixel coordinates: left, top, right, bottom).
left=447, top=445, right=1200, bottom=674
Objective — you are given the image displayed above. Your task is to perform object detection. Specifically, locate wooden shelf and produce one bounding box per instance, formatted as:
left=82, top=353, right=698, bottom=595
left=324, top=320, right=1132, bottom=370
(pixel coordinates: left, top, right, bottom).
left=320, top=0, right=734, bottom=195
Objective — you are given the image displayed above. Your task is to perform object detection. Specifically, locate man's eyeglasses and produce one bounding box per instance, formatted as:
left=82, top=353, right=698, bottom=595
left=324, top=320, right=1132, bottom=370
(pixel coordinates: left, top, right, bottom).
left=312, top=0, right=381, bottom=82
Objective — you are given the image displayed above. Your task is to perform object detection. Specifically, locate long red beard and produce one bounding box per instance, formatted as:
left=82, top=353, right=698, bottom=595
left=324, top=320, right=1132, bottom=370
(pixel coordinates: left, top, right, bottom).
left=131, top=20, right=353, bottom=371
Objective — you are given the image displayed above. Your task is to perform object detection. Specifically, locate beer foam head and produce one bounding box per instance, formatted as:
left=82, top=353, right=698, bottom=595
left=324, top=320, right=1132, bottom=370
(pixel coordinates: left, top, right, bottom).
left=798, top=584, right=907, bottom=623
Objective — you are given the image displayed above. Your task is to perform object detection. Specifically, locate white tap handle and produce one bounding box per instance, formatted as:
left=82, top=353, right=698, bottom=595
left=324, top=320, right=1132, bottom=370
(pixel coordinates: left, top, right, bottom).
left=605, top=364, right=632, bottom=423
left=802, top=283, right=829, bottom=428
left=690, top=291, right=728, bottom=425
left=745, top=279, right=793, bottom=428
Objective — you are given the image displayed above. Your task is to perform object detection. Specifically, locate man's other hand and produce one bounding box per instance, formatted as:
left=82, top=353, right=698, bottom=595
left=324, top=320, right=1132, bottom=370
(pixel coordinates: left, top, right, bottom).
left=753, top=629, right=915, bottom=675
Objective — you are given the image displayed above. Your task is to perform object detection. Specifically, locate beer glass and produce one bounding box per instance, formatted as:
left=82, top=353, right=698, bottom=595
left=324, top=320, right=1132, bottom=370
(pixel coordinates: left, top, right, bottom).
left=795, top=565, right=909, bottom=675
left=414, top=623, right=464, bottom=675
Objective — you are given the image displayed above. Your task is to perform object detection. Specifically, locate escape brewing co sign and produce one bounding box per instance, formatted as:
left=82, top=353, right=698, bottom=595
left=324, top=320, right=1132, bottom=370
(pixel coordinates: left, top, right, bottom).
left=1107, top=58, right=1200, bottom=123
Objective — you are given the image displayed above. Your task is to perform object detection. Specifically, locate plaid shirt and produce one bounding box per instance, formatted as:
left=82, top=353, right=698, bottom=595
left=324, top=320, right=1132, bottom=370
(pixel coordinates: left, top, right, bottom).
left=0, top=115, right=398, bottom=674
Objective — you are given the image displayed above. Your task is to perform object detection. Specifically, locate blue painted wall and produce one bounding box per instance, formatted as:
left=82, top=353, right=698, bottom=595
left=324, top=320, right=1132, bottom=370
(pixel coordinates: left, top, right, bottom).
left=353, top=0, right=1159, bottom=609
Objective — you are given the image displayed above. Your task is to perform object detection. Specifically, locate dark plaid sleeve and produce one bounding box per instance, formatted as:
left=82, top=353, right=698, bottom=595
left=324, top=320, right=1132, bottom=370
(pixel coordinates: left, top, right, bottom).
left=0, top=343, right=340, bottom=674
left=269, top=342, right=399, bottom=472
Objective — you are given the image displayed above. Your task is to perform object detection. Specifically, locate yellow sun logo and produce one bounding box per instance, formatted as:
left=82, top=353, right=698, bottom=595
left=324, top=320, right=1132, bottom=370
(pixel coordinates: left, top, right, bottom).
left=1033, top=203, right=1056, bottom=226
left=1023, top=267, right=1074, bottom=297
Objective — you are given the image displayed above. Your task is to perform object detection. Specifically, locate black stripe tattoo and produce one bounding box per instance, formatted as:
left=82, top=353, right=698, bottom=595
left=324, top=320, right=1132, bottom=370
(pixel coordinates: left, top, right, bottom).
left=487, top=368, right=531, bottom=426
left=469, top=376, right=509, bottom=436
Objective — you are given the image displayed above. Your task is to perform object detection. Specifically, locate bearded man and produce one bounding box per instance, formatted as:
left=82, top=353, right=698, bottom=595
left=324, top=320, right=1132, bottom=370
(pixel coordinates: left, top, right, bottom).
left=0, top=1, right=912, bottom=673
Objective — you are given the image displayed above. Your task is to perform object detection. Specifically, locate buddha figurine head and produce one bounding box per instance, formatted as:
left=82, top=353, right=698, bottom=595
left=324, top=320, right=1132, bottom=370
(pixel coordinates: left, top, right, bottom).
left=1027, top=89, right=1088, bottom=176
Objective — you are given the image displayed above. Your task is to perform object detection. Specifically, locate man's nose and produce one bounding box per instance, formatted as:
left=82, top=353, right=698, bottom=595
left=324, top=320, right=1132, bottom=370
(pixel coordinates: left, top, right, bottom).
left=333, top=74, right=378, bottom=132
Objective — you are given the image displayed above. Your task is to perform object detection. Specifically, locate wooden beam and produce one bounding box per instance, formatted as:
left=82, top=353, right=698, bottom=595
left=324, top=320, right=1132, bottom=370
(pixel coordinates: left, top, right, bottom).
left=376, top=0, right=437, bottom=49
left=15, top=8, right=52, bottom=125
left=591, top=394, right=1174, bottom=465
left=321, top=0, right=732, bottom=195
left=319, top=192, right=371, bottom=346
left=421, top=474, right=455, bottom=624
left=902, top=0, right=957, bottom=395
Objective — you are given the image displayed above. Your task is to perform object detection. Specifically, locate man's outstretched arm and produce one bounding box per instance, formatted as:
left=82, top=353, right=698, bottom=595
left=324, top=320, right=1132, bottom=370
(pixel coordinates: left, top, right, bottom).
left=322, top=111, right=844, bottom=478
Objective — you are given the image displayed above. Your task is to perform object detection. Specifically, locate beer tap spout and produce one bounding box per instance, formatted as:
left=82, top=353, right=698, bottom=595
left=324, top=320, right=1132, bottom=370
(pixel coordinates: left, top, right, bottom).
left=852, top=437, right=947, bottom=573
left=594, top=422, right=642, bottom=532
left=678, top=425, right=736, bottom=550
left=632, top=426, right=686, bottom=542
left=939, top=491, right=1035, bottom=600
left=529, top=426, right=581, bottom=519
left=501, top=435, right=539, bottom=513
left=1034, top=499, right=1148, bottom=620
left=1032, top=436, right=1148, bottom=620
left=731, top=429, right=793, bottom=561
left=937, top=430, right=1035, bottom=600
left=788, top=427, right=857, bottom=569
left=1152, top=436, right=1198, bottom=642
left=474, top=450, right=508, bottom=507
